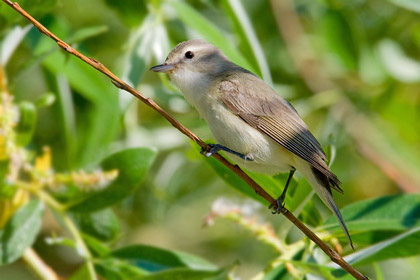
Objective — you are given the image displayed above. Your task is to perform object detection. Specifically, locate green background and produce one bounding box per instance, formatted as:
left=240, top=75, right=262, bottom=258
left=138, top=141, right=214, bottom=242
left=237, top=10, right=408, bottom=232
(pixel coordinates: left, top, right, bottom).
left=1, top=0, right=420, bottom=279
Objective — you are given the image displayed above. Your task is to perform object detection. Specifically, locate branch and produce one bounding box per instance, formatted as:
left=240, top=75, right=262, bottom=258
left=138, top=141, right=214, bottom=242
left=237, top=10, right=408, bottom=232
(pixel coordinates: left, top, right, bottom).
left=22, top=248, right=59, bottom=280
left=2, top=1, right=368, bottom=279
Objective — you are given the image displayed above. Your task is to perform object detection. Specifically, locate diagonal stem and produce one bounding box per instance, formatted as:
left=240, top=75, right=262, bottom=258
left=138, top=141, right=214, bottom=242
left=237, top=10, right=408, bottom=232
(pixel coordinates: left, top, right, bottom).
left=2, top=1, right=368, bottom=279
left=22, top=248, right=59, bottom=280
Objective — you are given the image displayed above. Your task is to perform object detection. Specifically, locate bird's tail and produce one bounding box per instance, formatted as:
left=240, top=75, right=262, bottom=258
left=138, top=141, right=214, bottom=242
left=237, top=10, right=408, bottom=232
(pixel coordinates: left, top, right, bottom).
left=297, top=160, right=353, bottom=249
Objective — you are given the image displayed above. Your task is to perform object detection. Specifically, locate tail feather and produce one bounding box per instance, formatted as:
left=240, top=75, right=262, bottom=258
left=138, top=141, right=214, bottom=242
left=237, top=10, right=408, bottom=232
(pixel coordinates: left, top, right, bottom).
left=310, top=166, right=353, bottom=249
left=317, top=186, right=353, bottom=249
left=290, top=160, right=354, bottom=249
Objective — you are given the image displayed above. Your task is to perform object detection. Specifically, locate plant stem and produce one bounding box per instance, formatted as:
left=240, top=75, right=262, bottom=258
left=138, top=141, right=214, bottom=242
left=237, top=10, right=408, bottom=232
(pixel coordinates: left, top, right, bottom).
left=22, top=248, right=59, bottom=280
left=60, top=214, right=97, bottom=280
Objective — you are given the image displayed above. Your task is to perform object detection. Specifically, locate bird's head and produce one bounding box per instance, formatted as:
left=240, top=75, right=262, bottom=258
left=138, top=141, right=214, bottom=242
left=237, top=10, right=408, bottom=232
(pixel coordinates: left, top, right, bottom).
left=150, top=40, right=233, bottom=87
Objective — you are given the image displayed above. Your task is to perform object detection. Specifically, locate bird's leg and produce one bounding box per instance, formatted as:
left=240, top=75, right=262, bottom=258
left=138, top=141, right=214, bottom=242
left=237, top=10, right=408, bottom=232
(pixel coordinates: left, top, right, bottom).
left=270, top=168, right=296, bottom=214
left=201, top=144, right=254, bottom=161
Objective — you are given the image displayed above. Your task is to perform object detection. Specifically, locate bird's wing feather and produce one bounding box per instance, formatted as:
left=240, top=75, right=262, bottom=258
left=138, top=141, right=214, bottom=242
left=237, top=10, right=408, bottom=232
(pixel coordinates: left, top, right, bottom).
left=219, top=73, right=342, bottom=191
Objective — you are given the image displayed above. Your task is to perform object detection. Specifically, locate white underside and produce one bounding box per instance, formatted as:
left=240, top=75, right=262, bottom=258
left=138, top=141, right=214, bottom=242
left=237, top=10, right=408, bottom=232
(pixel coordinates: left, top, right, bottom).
left=205, top=101, right=295, bottom=175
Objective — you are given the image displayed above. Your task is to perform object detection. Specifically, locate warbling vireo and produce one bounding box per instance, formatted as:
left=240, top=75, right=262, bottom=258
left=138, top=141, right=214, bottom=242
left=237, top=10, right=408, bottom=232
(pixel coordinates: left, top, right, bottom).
left=150, top=40, right=352, bottom=247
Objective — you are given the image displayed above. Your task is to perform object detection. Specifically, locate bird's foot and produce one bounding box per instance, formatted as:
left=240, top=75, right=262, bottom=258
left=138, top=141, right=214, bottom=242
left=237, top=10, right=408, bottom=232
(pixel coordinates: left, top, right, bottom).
left=269, top=195, right=286, bottom=214
left=200, top=144, right=254, bottom=161
left=269, top=168, right=295, bottom=214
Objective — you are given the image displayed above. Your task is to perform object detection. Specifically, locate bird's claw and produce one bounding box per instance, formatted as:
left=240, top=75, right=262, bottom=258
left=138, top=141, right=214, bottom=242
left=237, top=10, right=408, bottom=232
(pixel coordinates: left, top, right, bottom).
left=243, top=154, right=254, bottom=161
left=269, top=197, right=285, bottom=214
left=200, top=144, right=218, bottom=158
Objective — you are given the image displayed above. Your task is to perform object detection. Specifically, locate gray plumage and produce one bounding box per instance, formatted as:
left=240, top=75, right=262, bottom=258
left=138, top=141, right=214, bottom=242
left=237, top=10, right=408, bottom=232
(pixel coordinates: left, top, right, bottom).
left=219, top=74, right=342, bottom=192
left=150, top=40, right=353, bottom=248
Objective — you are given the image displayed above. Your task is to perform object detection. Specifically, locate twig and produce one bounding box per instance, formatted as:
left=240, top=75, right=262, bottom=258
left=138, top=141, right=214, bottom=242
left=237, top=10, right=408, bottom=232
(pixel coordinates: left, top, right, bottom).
left=2, top=1, right=368, bottom=279
left=22, top=248, right=60, bottom=280
left=60, top=213, right=97, bottom=280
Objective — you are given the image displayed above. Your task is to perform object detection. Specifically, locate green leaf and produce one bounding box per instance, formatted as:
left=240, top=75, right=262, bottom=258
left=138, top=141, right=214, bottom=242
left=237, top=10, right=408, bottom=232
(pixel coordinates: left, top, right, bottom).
left=261, top=263, right=287, bottom=280
left=168, top=1, right=255, bottom=73
left=34, top=93, right=56, bottom=108
left=378, top=39, right=420, bottom=82
left=72, top=208, right=120, bottom=241
left=0, top=25, right=32, bottom=66
left=204, top=156, right=268, bottom=205
left=222, top=0, right=271, bottom=82
left=82, top=233, right=111, bottom=257
left=247, top=172, right=284, bottom=202
left=344, top=227, right=420, bottom=266
left=121, top=15, right=168, bottom=99
left=0, top=199, right=44, bottom=265
left=285, top=179, right=313, bottom=214
left=325, top=134, right=337, bottom=166
left=45, top=236, right=77, bottom=249
left=96, top=258, right=148, bottom=280
left=324, top=194, right=420, bottom=231
left=16, top=102, right=37, bottom=147
left=67, top=25, right=108, bottom=44
left=111, top=244, right=217, bottom=272
left=299, top=197, right=324, bottom=227
left=373, top=263, right=385, bottom=280
left=41, top=70, right=76, bottom=170
left=277, top=179, right=316, bottom=238
left=69, top=148, right=157, bottom=212
left=138, top=267, right=229, bottom=280
left=323, top=194, right=420, bottom=242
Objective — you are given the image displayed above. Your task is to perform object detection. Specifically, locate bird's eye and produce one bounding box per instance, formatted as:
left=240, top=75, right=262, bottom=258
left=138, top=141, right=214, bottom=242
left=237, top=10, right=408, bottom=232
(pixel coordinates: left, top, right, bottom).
left=185, top=51, right=194, bottom=59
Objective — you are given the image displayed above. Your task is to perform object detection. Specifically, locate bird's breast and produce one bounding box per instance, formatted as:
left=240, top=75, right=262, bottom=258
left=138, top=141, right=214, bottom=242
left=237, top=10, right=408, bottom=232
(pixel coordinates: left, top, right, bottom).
left=204, top=102, right=294, bottom=174
left=205, top=103, right=263, bottom=153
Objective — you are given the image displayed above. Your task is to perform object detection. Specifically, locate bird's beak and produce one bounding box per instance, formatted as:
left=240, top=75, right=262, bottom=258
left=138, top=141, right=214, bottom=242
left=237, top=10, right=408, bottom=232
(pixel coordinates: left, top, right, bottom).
left=150, top=63, right=175, bottom=72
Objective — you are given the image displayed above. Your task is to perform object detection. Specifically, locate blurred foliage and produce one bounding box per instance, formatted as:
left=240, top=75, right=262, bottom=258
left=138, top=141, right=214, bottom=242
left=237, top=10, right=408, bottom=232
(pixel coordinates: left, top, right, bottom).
left=1, top=0, right=420, bottom=279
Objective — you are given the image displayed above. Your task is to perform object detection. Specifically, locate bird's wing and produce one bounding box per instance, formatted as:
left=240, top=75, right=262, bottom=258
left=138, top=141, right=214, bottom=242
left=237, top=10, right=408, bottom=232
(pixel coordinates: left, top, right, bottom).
left=219, top=73, right=341, bottom=191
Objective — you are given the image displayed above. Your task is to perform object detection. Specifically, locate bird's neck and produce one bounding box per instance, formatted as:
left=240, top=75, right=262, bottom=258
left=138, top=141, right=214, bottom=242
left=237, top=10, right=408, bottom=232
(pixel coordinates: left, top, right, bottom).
left=170, top=69, right=216, bottom=117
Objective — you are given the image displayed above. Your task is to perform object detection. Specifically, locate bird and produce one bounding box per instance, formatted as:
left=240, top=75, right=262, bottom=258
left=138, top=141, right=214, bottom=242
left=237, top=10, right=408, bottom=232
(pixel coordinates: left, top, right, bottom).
left=150, top=39, right=352, bottom=248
